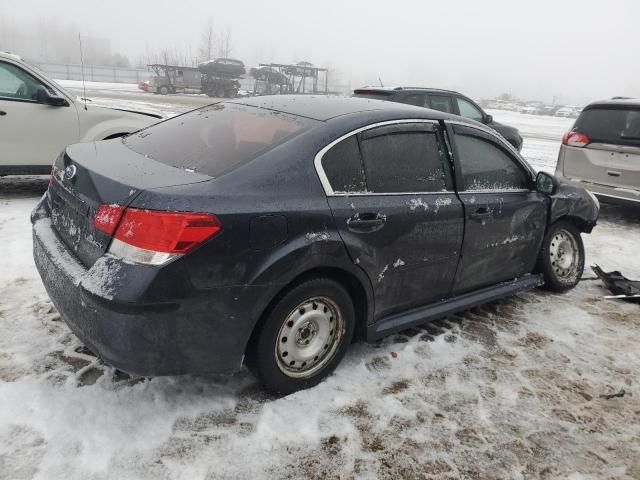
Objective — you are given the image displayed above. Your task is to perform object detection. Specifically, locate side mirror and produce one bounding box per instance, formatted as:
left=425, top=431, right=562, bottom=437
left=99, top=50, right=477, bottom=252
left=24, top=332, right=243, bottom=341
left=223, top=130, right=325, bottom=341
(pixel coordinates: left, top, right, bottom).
left=35, top=87, right=69, bottom=107
left=484, top=114, right=493, bottom=124
left=536, top=171, right=559, bottom=195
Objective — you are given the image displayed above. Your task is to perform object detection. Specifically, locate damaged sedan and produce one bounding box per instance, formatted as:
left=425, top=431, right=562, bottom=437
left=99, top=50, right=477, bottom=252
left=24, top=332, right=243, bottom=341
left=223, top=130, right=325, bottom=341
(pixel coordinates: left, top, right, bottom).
left=31, top=96, right=599, bottom=393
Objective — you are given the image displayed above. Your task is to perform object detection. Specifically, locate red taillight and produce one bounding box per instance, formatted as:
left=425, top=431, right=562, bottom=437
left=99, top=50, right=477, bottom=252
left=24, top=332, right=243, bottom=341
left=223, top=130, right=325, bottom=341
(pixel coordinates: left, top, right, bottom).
left=562, top=131, right=590, bottom=147
left=94, top=205, right=221, bottom=254
left=94, top=204, right=126, bottom=235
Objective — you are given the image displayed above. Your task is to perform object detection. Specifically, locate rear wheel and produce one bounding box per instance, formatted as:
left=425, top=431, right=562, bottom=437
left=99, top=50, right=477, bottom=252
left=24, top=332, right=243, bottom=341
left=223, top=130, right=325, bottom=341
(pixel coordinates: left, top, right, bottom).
left=538, top=221, right=585, bottom=292
left=158, top=85, right=170, bottom=95
left=215, top=88, right=225, bottom=98
left=246, top=278, right=355, bottom=394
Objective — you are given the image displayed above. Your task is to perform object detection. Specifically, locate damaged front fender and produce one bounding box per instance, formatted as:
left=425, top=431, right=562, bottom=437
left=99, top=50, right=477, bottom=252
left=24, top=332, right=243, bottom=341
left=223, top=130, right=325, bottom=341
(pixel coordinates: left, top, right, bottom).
left=548, top=183, right=600, bottom=233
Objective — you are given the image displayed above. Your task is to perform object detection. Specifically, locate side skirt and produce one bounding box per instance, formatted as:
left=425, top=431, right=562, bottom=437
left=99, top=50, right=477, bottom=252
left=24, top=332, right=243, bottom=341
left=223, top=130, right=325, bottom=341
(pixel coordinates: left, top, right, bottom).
left=367, top=273, right=544, bottom=341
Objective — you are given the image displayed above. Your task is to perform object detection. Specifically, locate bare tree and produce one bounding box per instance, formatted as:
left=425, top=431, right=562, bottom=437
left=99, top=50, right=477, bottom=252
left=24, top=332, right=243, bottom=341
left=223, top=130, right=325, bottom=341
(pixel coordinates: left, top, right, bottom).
left=218, top=27, right=232, bottom=59
left=198, top=17, right=215, bottom=62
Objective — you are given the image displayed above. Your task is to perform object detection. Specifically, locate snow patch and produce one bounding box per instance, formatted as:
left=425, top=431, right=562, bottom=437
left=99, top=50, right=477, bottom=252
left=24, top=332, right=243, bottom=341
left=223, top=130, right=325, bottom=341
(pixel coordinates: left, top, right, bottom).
left=79, top=255, right=123, bottom=300
left=377, top=264, right=389, bottom=283
left=305, top=231, right=330, bottom=243
left=433, top=197, right=452, bottom=214
left=487, top=234, right=524, bottom=248
left=408, top=198, right=429, bottom=211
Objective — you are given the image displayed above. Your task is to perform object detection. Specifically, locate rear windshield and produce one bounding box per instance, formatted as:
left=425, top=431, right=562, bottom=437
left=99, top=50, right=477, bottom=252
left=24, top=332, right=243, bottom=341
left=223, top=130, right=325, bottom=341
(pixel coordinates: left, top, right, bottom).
left=575, top=107, right=640, bottom=147
left=123, top=103, right=316, bottom=177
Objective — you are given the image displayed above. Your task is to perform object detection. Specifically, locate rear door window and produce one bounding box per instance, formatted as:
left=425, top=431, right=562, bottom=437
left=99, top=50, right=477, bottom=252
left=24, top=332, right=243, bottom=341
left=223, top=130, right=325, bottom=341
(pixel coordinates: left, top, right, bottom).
left=321, top=136, right=366, bottom=193
left=359, top=124, right=448, bottom=193
left=453, top=126, right=531, bottom=191
left=123, top=103, right=317, bottom=177
left=402, top=93, right=427, bottom=107
left=574, top=107, right=640, bottom=147
left=428, top=95, right=453, bottom=113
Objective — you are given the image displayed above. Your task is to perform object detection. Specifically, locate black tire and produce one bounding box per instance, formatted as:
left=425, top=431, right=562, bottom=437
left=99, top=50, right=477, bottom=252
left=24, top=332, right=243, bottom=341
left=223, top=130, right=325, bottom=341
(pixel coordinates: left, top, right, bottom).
left=246, top=277, right=355, bottom=394
left=215, top=88, right=225, bottom=98
left=537, top=220, right=585, bottom=292
left=158, top=85, right=169, bottom=95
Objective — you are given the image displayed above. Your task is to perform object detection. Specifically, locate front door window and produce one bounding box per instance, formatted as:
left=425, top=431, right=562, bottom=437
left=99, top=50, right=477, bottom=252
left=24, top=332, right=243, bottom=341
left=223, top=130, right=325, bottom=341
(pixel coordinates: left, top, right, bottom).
left=0, top=61, right=44, bottom=101
left=456, top=97, right=484, bottom=122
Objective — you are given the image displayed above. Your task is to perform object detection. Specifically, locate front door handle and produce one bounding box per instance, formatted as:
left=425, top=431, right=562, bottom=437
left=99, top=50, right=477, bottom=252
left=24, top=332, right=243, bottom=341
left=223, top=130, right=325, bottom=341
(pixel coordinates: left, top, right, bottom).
left=0, top=110, right=6, bottom=116
left=469, top=207, right=492, bottom=221
left=347, top=213, right=386, bottom=232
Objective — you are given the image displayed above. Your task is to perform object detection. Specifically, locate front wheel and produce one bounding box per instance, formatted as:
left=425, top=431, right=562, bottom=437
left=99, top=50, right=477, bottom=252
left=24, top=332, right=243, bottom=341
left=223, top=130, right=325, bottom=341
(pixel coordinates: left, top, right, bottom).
left=246, top=278, right=355, bottom=394
left=537, top=220, right=585, bottom=292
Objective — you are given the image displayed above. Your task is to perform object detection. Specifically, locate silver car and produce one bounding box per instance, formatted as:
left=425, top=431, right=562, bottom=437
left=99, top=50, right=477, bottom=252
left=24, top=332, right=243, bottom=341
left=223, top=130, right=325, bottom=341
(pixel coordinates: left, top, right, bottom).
left=555, top=99, right=640, bottom=207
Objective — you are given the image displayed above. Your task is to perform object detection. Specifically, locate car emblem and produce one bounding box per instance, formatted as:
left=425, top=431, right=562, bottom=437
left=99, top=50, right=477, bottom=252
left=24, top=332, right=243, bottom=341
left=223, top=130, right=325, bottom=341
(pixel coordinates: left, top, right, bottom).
left=64, top=165, right=77, bottom=180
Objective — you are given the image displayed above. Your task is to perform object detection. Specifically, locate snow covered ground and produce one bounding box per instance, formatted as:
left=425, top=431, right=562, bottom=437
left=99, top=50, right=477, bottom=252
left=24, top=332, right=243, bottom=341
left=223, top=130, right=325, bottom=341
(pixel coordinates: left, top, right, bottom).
left=1, top=96, right=639, bottom=480
left=56, top=80, right=141, bottom=92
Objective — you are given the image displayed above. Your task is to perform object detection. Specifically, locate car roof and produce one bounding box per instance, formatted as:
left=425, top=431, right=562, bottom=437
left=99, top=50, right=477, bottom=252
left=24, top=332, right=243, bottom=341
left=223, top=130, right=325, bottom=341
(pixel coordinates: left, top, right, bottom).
left=0, top=51, right=22, bottom=62
left=353, top=86, right=462, bottom=96
left=584, top=98, right=640, bottom=110
left=228, top=94, right=456, bottom=122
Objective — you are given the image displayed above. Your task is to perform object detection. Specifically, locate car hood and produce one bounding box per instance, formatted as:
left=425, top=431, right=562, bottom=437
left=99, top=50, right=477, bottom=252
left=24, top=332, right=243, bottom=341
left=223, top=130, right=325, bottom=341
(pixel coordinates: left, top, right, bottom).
left=76, top=98, right=164, bottom=120
left=105, top=106, right=164, bottom=120
left=490, top=120, right=519, bottom=136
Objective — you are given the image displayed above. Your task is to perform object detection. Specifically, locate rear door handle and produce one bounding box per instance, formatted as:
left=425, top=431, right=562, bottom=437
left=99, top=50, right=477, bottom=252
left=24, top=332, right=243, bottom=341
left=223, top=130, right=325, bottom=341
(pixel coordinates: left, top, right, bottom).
left=347, top=213, right=386, bottom=232
left=0, top=111, right=6, bottom=116
left=607, top=170, right=621, bottom=177
left=469, top=207, right=492, bottom=221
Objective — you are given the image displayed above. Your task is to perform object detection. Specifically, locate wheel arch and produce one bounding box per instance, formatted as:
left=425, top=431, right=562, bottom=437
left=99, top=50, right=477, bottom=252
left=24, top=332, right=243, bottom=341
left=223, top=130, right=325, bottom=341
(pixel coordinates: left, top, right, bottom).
left=244, top=265, right=373, bottom=359
left=550, top=214, right=594, bottom=234
left=102, top=132, right=129, bottom=140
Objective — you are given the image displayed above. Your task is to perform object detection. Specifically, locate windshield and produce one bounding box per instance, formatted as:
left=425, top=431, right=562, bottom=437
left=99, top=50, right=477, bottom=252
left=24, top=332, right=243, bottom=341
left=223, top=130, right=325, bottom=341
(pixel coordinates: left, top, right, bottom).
left=575, top=107, right=640, bottom=147
left=123, top=103, right=317, bottom=177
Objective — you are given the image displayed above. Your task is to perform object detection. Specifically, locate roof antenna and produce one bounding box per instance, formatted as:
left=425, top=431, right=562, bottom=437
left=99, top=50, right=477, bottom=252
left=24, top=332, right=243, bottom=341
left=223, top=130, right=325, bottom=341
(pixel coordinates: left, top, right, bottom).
left=378, top=77, right=384, bottom=87
left=78, top=32, right=88, bottom=110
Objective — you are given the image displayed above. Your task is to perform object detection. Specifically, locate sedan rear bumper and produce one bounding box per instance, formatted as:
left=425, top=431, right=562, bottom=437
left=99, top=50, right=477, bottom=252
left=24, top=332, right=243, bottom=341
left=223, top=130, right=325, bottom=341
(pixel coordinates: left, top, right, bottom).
left=32, top=200, right=270, bottom=376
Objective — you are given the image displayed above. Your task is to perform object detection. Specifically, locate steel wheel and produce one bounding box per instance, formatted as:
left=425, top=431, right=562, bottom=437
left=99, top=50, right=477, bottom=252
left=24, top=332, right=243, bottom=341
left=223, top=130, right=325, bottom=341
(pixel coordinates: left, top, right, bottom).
left=549, top=229, right=580, bottom=282
left=275, top=296, right=345, bottom=378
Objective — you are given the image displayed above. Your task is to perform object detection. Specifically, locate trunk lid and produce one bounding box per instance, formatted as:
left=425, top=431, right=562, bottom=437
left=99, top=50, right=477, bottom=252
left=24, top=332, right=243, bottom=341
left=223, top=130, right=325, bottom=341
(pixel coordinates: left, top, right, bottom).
left=49, top=139, right=211, bottom=267
left=563, top=142, right=640, bottom=190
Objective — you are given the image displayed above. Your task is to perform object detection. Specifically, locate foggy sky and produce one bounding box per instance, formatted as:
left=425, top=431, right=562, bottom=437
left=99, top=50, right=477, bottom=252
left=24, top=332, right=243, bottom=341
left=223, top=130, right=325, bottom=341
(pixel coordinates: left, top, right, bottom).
left=3, top=0, right=640, bottom=104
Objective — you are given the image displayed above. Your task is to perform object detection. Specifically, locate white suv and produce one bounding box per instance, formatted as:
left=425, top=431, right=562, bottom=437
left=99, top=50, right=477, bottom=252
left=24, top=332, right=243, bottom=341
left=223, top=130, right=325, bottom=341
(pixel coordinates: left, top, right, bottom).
left=0, top=52, right=162, bottom=176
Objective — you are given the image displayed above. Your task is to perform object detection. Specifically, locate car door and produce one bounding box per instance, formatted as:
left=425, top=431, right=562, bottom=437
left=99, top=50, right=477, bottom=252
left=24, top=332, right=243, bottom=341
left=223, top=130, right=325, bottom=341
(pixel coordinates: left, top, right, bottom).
left=318, top=121, right=464, bottom=321
left=0, top=60, right=79, bottom=168
left=447, top=122, right=547, bottom=293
